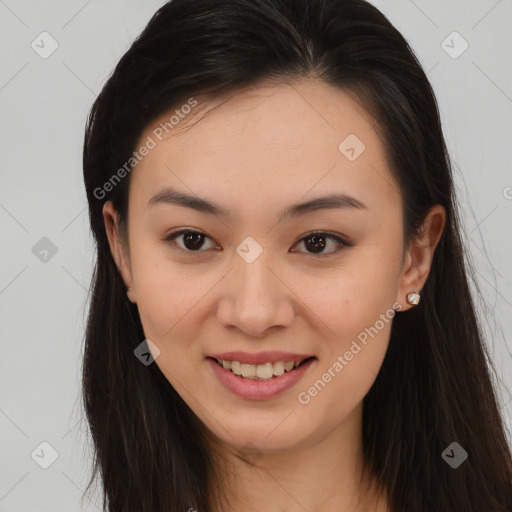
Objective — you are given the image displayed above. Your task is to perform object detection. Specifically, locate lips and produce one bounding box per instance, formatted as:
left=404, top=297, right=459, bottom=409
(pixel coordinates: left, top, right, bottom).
left=207, top=351, right=314, bottom=365
left=207, top=355, right=316, bottom=399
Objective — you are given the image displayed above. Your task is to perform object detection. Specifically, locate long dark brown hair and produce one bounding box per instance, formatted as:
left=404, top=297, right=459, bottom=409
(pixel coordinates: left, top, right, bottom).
left=81, top=0, right=512, bottom=510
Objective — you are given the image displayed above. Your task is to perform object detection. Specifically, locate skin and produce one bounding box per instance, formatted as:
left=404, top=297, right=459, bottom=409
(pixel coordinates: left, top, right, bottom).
left=103, top=78, right=445, bottom=511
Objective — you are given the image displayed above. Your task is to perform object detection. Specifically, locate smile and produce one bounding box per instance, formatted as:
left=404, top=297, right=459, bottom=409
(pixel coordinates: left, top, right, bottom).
left=207, top=356, right=317, bottom=400
left=213, top=357, right=313, bottom=381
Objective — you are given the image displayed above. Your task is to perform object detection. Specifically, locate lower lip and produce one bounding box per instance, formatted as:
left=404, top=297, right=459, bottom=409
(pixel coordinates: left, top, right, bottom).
left=207, top=357, right=316, bottom=400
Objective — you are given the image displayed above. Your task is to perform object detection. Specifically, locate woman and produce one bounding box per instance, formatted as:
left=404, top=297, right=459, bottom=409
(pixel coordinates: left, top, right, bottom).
left=81, top=0, right=512, bottom=510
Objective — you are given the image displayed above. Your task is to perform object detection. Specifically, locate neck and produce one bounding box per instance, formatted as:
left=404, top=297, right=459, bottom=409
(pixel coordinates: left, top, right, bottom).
left=206, top=403, right=389, bottom=512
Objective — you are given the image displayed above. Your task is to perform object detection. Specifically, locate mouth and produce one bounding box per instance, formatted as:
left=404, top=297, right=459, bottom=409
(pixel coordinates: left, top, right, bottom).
left=207, top=356, right=316, bottom=381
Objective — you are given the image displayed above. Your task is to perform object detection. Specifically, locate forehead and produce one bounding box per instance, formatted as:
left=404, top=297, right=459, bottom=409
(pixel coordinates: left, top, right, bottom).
left=129, top=78, right=400, bottom=222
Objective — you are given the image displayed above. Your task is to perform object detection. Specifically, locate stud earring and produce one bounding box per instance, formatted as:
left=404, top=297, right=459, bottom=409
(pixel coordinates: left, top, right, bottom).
left=126, top=287, right=137, bottom=303
left=407, top=291, right=421, bottom=306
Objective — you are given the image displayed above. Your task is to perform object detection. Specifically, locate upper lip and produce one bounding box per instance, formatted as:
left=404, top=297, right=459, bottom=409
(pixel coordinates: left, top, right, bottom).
left=207, top=351, right=314, bottom=365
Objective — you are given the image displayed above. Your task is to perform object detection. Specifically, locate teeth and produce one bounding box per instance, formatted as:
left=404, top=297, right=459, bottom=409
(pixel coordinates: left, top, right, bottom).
left=215, top=358, right=309, bottom=380
left=241, top=364, right=256, bottom=378
left=272, top=361, right=284, bottom=376
left=256, top=362, right=273, bottom=379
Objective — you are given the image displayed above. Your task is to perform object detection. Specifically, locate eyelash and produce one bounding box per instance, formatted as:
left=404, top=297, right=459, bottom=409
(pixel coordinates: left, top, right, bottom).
left=161, top=229, right=352, bottom=258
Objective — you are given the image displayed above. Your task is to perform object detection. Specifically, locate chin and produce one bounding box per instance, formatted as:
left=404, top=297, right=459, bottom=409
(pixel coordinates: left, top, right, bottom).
left=207, top=416, right=308, bottom=453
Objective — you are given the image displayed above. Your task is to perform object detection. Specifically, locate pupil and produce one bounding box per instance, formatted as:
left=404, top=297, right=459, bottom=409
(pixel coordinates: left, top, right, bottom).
left=305, top=234, right=326, bottom=254
left=184, top=232, right=204, bottom=250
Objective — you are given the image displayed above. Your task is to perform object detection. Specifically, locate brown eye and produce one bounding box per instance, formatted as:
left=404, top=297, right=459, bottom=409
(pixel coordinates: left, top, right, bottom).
left=163, top=230, right=217, bottom=252
left=291, top=232, right=351, bottom=257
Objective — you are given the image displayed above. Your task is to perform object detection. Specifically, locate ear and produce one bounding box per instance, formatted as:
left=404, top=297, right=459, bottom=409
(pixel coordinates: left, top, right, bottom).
left=396, top=204, right=446, bottom=311
left=102, top=201, right=137, bottom=303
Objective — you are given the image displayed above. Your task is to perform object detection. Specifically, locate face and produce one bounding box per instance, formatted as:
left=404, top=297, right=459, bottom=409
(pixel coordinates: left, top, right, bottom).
left=104, top=78, right=431, bottom=454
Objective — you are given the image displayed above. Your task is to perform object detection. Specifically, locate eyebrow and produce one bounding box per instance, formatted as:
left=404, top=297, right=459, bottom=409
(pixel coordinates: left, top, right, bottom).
left=147, top=186, right=368, bottom=222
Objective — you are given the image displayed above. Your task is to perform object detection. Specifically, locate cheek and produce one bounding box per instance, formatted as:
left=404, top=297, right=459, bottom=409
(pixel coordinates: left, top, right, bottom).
left=309, top=291, right=394, bottom=379
left=302, top=263, right=398, bottom=353
left=128, top=241, right=204, bottom=341
left=129, top=251, right=210, bottom=391
left=297, top=250, right=399, bottom=410
left=298, top=291, right=394, bottom=420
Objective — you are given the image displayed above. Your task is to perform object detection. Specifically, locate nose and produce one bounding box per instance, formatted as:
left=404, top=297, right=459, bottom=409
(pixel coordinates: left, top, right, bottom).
left=215, top=254, right=295, bottom=338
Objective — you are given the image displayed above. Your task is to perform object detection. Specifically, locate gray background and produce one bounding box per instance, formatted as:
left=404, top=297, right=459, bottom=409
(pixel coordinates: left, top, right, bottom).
left=0, top=1, right=511, bottom=510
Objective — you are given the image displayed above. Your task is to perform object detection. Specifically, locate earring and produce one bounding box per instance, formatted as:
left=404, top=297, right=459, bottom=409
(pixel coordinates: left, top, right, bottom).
left=126, top=287, right=137, bottom=303
left=407, top=291, right=421, bottom=306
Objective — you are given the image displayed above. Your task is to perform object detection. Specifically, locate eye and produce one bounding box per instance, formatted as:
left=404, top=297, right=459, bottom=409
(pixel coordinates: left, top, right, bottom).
left=162, top=229, right=218, bottom=252
left=290, top=231, right=351, bottom=258
left=162, top=229, right=351, bottom=257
